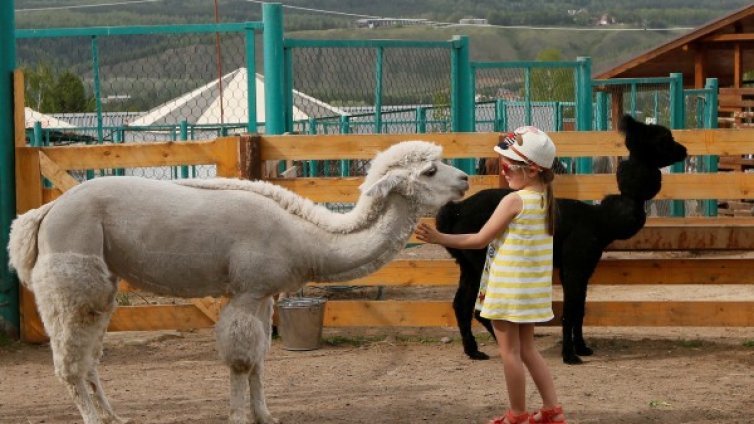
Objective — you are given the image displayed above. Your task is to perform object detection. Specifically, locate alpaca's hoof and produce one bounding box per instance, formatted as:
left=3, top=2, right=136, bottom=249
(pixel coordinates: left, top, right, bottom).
left=576, top=345, right=594, bottom=356
left=229, top=412, right=248, bottom=424
left=562, top=353, right=583, bottom=365
left=103, top=414, right=131, bottom=424
left=466, top=350, right=490, bottom=360
left=254, top=414, right=280, bottom=424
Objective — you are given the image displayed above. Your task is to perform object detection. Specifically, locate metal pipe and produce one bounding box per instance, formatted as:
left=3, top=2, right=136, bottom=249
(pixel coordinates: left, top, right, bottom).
left=0, top=0, right=18, bottom=337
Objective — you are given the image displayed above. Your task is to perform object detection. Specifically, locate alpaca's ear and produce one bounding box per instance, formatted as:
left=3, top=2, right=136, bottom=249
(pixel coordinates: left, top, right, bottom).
left=361, top=170, right=407, bottom=198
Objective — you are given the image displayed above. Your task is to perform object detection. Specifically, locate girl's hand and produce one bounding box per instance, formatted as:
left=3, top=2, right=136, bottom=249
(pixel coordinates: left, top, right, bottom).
left=415, top=223, right=442, bottom=244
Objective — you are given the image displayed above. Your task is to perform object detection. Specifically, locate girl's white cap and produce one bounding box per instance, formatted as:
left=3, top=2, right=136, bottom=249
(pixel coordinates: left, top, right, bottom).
left=493, top=126, right=556, bottom=169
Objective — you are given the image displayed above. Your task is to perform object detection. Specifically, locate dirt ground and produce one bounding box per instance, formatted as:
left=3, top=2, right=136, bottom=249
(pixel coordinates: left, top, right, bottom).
left=1, top=325, right=752, bottom=424
left=2, top=245, right=753, bottom=423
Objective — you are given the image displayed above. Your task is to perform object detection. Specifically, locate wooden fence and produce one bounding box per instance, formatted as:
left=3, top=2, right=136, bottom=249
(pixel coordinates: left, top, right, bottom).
left=13, top=77, right=754, bottom=343
left=14, top=129, right=754, bottom=342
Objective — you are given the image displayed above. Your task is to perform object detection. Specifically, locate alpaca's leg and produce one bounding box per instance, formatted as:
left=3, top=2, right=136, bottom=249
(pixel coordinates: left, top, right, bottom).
left=454, top=267, right=488, bottom=360
left=88, top=369, right=130, bottom=424
left=474, top=310, right=495, bottom=344
left=571, top=284, right=593, bottom=357
left=249, top=297, right=277, bottom=424
left=33, top=254, right=119, bottom=424
left=217, top=295, right=277, bottom=424
left=248, top=363, right=278, bottom=424
left=560, top=273, right=583, bottom=365
left=87, top=280, right=130, bottom=424
left=559, top=249, right=600, bottom=365
left=229, top=367, right=250, bottom=424
left=43, top=297, right=108, bottom=424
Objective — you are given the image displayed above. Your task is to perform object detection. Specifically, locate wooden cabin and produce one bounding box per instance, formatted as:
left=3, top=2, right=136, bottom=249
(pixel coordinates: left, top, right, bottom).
left=596, top=4, right=754, bottom=130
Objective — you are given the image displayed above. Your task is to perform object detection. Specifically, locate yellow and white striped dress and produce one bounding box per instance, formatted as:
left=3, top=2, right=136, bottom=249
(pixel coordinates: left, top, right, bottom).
left=475, top=189, right=554, bottom=323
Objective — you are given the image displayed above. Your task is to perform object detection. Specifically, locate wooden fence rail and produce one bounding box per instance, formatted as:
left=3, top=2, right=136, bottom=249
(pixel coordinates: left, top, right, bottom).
left=14, top=130, right=754, bottom=342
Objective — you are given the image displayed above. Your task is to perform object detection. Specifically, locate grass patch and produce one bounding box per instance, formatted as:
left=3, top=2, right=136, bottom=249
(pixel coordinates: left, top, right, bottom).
left=648, top=400, right=672, bottom=409
left=0, top=332, right=19, bottom=351
left=676, top=339, right=704, bottom=348
left=324, top=335, right=386, bottom=347
left=743, top=340, right=754, bottom=348
left=323, top=334, right=462, bottom=347
left=115, top=292, right=132, bottom=306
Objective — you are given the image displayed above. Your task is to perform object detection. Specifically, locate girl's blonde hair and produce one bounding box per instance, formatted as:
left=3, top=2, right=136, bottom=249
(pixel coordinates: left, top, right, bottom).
left=538, top=168, right=556, bottom=236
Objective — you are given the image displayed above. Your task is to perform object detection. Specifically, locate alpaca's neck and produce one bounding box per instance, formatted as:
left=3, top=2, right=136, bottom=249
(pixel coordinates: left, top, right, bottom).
left=305, top=193, right=418, bottom=282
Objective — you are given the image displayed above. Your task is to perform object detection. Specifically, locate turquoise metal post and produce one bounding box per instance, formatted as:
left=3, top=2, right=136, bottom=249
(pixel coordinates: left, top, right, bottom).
left=114, top=129, right=125, bottom=176
left=263, top=3, right=286, bottom=176
left=0, top=0, right=18, bottom=337
left=32, top=122, right=42, bottom=147
left=669, top=72, right=685, bottom=216
left=245, top=25, right=257, bottom=134
left=554, top=102, right=562, bottom=131
left=575, top=57, right=593, bottom=174
left=86, top=36, right=103, bottom=180
left=374, top=46, right=384, bottom=134
left=179, top=120, right=189, bottom=179
left=339, top=115, right=350, bottom=177
left=33, top=122, right=51, bottom=189
left=495, top=99, right=507, bottom=132
left=307, top=117, right=317, bottom=177
left=653, top=91, right=659, bottom=122
left=450, top=35, right=475, bottom=174
left=91, top=36, right=103, bottom=144
left=629, top=83, right=637, bottom=117
left=416, top=106, right=427, bottom=133
left=263, top=3, right=285, bottom=136
left=283, top=45, right=293, bottom=133
left=703, top=78, right=719, bottom=216
left=470, top=65, right=477, bottom=131
left=524, top=67, right=532, bottom=125
left=595, top=91, right=608, bottom=130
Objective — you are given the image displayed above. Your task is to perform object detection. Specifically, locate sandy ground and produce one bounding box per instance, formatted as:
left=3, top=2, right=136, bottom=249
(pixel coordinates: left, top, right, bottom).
left=1, top=325, right=753, bottom=424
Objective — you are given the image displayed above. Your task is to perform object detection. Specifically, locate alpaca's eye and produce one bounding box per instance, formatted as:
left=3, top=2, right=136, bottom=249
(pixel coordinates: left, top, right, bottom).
left=423, top=166, right=437, bottom=177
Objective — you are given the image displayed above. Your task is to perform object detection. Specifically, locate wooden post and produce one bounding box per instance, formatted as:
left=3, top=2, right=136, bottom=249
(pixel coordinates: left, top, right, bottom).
left=239, top=134, right=263, bottom=180
left=15, top=147, right=46, bottom=343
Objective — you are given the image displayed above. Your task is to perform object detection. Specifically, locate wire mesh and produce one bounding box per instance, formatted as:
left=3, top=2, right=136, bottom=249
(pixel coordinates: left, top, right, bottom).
left=289, top=43, right=453, bottom=212
left=474, top=66, right=577, bottom=133
left=18, top=29, right=261, bottom=181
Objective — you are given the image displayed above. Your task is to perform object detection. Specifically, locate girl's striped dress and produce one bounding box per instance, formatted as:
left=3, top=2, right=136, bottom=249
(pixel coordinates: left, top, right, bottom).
left=475, top=189, right=554, bottom=323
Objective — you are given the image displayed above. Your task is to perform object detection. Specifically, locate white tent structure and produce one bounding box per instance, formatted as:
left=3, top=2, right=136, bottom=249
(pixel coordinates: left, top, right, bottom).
left=128, top=68, right=347, bottom=128
left=25, top=107, right=75, bottom=129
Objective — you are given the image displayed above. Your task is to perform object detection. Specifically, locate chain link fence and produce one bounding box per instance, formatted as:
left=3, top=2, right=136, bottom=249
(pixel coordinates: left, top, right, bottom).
left=16, top=24, right=718, bottom=217
left=17, top=24, right=262, bottom=181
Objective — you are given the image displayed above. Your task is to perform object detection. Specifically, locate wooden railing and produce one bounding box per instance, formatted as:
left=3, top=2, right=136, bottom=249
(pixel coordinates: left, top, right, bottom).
left=260, top=131, right=754, bottom=329
left=13, top=72, right=754, bottom=341
left=14, top=130, right=754, bottom=341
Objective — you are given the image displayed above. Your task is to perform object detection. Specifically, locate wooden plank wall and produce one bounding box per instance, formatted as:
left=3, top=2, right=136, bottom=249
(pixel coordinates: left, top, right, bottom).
left=14, top=129, right=754, bottom=341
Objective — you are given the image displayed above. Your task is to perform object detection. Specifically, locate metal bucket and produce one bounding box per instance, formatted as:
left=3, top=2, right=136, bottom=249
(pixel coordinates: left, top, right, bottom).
left=277, top=297, right=327, bottom=351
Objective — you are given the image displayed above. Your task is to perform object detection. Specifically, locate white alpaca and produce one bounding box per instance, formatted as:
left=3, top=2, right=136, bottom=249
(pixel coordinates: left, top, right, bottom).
left=7, top=140, right=469, bottom=424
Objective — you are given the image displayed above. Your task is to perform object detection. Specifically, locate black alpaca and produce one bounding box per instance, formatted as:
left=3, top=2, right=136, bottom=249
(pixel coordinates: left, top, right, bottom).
left=436, top=115, right=688, bottom=364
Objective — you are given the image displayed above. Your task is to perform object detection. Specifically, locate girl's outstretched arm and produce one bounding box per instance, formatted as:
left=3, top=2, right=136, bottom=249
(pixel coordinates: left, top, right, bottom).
left=415, top=192, right=522, bottom=249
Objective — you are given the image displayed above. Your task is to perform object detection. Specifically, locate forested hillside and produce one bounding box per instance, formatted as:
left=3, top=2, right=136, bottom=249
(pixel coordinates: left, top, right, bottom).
left=14, top=0, right=750, bottom=69
left=12, top=0, right=750, bottom=113
left=15, top=0, right=753, bottom=30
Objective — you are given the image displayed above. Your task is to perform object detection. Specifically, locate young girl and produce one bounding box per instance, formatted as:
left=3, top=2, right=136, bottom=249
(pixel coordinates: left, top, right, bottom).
left=415, top=126, right=566, bottom=424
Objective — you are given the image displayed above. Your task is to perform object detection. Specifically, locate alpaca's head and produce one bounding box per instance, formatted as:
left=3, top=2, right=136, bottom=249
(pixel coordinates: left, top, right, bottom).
left=616, top=115, right=688, bottom=200
left=619, top=114, right=687, bottom=168
left=360, top=141, right=469, bottom=213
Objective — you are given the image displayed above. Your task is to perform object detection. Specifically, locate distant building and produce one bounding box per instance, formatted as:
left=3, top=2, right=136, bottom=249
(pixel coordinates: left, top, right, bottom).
left=597, top=14, right=616, bottom=26
left=356, top=18, right=429, bottom=29
left=459, top=18, right=488, bottom=25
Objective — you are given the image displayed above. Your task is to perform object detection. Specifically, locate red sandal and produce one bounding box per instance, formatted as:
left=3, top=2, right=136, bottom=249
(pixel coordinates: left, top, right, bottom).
left=488, top=410, right=530, bottom=424
left=529, top=405, right=567, bottom=424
